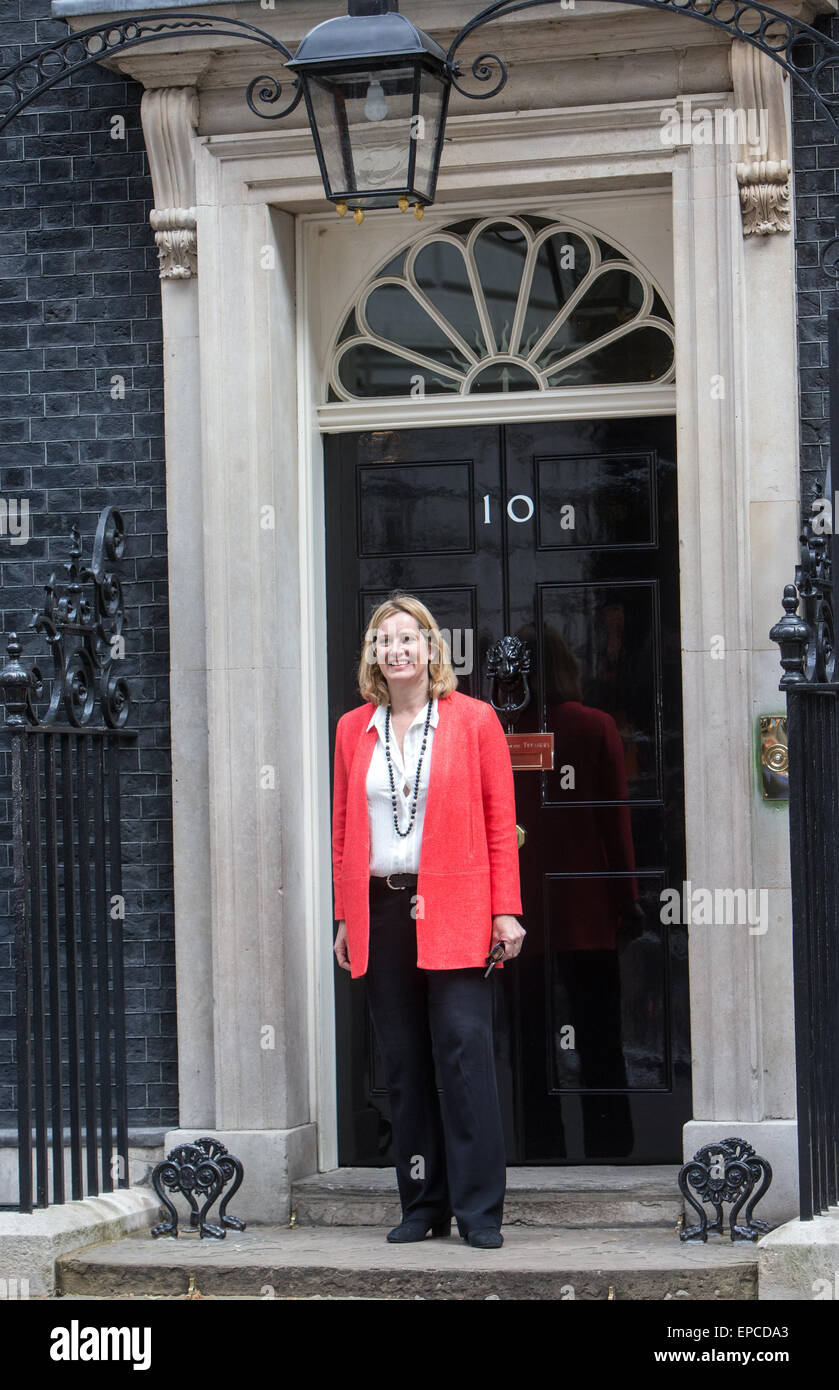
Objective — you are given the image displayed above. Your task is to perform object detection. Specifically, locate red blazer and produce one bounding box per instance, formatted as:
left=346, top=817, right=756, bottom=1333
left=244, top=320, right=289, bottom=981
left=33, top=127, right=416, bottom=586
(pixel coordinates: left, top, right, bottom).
left=332, top=688, right=522, bottom=977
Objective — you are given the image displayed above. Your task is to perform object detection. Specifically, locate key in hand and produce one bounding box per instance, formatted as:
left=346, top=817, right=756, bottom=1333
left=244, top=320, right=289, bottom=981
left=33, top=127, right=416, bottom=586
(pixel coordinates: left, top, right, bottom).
left=484, top=942, right=506, bottom=978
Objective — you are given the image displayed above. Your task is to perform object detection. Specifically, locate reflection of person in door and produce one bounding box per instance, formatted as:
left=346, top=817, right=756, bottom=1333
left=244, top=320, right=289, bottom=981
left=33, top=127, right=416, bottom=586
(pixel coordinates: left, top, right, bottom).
left=332, top=594, right=524, bottom=1248
left=542, top=625, right=641, bottom=949
left=518, top=623, right=643, bottom=945
left=519, top=622, right=642, bottom=1157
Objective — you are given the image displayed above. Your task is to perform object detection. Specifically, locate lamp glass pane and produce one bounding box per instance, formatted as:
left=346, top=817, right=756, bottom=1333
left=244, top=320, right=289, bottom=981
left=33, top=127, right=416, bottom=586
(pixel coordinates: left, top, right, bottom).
left=413, top=69, right=447, bottom=201
left=307, top=64, right=418, bottom=205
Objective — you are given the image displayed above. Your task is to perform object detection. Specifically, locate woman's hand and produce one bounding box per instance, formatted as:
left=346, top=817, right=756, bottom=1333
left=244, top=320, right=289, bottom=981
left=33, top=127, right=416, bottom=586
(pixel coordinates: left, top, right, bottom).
left=334, top=920, right=352, bottom=972
left=491, top=914, right=526, bottom=961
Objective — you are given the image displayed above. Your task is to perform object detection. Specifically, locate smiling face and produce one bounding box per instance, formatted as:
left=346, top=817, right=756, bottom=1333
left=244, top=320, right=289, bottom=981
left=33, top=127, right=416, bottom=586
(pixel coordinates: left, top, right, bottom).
left=357, top=593, right=457, bottom=707
left=373, top=611, right=431, bottom=697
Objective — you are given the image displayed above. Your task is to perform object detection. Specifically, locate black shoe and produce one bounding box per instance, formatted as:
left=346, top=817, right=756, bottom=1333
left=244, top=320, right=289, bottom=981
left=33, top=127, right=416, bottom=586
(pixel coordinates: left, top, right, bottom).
left=466, top=1227, right=503, bottom=1249
left=386, top=1218, right=452, bottom=1243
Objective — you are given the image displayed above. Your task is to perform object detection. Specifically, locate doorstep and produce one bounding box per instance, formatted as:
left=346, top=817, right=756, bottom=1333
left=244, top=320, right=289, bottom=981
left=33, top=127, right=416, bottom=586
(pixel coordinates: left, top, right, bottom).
left=292, top=1165, right=684, bottom=1229
left=55, top=1223, right=760, bottom=1301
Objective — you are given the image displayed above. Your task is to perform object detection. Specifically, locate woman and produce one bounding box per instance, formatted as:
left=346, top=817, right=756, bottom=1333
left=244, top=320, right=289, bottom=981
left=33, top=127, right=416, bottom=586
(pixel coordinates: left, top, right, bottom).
left=332, top=594, right=525, bottom=1249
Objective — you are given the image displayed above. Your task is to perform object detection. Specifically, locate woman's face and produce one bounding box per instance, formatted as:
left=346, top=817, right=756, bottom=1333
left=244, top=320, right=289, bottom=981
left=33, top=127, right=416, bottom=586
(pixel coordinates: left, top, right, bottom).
left=373, top=612, right=430, bottom=694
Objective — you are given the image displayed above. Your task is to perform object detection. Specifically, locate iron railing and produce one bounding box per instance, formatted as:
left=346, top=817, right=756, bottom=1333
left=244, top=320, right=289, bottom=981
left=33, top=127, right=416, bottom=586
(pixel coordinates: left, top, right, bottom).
left=1, top=507, right=135, bottom=1212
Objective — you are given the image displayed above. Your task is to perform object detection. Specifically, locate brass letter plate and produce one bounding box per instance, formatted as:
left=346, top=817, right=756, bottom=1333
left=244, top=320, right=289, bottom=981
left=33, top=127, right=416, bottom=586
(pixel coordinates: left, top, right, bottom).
left=506, top=732, right=554, bottom=771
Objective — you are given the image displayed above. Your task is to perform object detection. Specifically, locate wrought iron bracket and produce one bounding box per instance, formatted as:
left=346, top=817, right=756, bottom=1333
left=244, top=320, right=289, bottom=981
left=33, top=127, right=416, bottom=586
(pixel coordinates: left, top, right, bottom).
left=0, top=12, right=302, bottom=135
left=678, top=1137, right=774, bottom=1242
left=0, top=507, right=131, bottom=730
left=447, top=0, right=839, bottom=133
left=151, top=1138, right=246, bottom=1240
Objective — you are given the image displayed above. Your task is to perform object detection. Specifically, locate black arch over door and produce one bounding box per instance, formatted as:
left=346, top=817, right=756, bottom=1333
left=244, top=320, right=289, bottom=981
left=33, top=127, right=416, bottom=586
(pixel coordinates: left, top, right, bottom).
left=325, top=417, right=690, bottom=1164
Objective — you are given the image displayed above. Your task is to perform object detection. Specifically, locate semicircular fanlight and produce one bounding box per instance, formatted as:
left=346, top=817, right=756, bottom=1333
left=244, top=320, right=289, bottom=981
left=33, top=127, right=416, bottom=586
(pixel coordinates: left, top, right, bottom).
left=330, top=215, right=674, bottom=401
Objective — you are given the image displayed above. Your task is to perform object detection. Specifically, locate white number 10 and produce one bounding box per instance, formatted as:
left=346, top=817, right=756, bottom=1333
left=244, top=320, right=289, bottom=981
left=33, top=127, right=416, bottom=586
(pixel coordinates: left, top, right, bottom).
left=482, top=493, right=535, bottom=524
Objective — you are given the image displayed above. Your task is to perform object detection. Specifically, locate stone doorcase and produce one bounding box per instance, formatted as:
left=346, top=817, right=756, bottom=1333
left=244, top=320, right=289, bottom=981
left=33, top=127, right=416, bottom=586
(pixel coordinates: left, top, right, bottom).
left=57, top=0, right=814, bottom=1221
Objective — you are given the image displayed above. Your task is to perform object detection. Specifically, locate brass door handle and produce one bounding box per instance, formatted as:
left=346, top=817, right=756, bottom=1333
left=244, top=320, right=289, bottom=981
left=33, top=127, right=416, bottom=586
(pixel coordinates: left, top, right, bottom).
left=516, top=824, right=526, bottom=849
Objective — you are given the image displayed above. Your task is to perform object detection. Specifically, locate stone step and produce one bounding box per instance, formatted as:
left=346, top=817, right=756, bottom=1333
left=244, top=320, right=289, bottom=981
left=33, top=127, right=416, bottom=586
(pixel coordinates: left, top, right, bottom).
left=55, top=1224, right=759, bottom=1301
left=292, top=1165, right=684, bottom=1229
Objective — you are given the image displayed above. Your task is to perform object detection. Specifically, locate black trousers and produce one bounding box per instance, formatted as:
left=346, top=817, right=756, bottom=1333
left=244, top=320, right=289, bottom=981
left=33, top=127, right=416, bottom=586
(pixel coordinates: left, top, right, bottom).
left=364, top=877, right=506, bottom=1235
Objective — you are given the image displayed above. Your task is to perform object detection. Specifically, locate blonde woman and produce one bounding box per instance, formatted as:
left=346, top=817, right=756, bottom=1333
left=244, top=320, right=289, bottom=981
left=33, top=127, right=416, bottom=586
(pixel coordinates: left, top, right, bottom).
left=331, top=594, right=524, bottom=1249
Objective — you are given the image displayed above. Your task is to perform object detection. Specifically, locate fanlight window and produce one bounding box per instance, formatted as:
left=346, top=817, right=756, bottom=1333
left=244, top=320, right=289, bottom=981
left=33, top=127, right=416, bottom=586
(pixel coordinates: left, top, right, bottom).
left=329, top=214, right=675, bottom=402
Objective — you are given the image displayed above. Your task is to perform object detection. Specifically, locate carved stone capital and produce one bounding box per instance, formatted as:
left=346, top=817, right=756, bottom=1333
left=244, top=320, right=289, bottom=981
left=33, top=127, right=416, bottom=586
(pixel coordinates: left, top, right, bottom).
left=736, top=160, right=792, bottom=236
left=730, top=40, right=791, bottom=237
left=149, top=206, right=198, bottom=280
left=141, top=87, right=200, bottom=278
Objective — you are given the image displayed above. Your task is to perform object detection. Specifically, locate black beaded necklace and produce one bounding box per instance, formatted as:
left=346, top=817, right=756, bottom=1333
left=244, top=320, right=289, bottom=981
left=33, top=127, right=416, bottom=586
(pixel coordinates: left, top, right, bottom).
left=384, top=696, right=433, bottom=838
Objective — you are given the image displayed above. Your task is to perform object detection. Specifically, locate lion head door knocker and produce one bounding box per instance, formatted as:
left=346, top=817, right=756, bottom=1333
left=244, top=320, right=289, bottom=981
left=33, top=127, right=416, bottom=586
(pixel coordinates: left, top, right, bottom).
left=485, top=635, right=532, bottom=733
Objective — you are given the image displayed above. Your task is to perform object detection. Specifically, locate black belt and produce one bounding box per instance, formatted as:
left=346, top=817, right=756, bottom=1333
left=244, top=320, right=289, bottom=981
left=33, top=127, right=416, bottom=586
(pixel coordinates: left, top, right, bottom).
left=370, top=872, right=418, bottom=891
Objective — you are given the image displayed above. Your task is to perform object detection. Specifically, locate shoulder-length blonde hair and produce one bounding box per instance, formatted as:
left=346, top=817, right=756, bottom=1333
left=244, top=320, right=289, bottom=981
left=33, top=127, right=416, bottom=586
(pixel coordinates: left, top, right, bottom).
left=357, top=593, right=459, bottom=706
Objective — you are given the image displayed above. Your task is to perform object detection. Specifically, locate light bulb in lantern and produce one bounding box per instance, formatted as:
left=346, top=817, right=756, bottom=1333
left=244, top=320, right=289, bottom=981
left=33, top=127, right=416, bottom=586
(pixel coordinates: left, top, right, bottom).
left=364, top=80, right=388, bottom=122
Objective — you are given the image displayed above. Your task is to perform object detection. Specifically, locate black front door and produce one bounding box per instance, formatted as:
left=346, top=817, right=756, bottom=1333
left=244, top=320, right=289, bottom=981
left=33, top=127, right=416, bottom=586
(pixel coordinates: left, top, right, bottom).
left=325, top=417, right=690, bottom=1164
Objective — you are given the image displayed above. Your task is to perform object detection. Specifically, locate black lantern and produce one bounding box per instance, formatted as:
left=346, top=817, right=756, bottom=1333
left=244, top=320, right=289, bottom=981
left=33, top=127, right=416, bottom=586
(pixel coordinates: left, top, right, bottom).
left=287, top=0, right=452, bottom=223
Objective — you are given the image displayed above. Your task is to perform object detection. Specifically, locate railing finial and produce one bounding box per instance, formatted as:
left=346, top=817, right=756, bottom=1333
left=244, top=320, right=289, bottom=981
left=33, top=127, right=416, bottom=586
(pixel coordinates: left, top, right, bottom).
left=0, top=507, right=130, bottom=729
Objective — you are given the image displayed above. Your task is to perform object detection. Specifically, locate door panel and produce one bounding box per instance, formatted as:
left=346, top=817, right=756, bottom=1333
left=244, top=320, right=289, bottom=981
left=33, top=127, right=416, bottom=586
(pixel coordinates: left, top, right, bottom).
left=504, top=419, right=689, bottom=1160
left=326, top=427, right=506, bottom=1163
left=325, top=417, right=690, bottom=1165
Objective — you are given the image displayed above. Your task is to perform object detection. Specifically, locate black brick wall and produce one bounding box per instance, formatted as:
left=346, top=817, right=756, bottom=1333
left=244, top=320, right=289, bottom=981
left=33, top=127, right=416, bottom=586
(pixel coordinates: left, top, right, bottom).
left=0, top=0, right=176, bottom=1134
left=792, top=12, right=839, bottom=514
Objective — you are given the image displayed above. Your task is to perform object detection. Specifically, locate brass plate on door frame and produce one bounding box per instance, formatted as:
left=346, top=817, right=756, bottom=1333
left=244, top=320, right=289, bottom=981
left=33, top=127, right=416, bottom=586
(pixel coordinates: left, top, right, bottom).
left=760, top=715, right=789, bottom=801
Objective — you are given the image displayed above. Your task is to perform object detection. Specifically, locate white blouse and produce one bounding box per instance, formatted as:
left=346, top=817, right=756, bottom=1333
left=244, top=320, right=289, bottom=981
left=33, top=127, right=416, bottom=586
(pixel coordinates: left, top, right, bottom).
left=366, top=698, right=439, bottom=876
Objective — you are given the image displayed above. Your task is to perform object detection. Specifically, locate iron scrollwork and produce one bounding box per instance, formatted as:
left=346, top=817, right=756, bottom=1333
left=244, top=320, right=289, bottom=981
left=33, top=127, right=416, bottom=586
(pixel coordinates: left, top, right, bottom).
left=678, top=1137, right=774, bottom=1242
left=450, top=51, right=508, bottom=102
left=485, top=634, right=532, bottom=731
left=0, top=507, right=130, bottom=730
left=0, top=13, right=302, bottom=135
left=151, top=1138, right=246, bottom=1240
left=245, top=73, right=303, bottom=124
left=447, top=0, right=839, bottom=132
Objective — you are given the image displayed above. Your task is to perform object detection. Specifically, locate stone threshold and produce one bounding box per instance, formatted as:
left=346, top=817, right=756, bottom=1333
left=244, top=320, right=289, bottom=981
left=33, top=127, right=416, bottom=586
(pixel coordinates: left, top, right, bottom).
left=56, top=1224, right=760, bottom=1301
left=292, top=1164, right=685, bottom=1229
